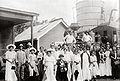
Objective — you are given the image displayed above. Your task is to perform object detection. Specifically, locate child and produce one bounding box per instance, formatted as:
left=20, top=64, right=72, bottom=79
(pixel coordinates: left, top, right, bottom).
left=99, top=48, right=106, bottom=77
left=56, top=54, right=68, bottom=81
left=90, top=50, right=99, bottom=80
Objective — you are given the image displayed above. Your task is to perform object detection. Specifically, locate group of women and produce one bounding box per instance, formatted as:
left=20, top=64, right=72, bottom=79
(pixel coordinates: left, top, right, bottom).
left=2, top=32, right=120, bottom=81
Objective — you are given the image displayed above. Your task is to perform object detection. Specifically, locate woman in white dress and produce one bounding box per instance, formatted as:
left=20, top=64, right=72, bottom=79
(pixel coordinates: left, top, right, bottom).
left=81, top=47, right=91, bottom=81
left=63, top=44, right=73, bottom=81
left=72, top=48, right=83, bottom=81
left=28, top=47, right=39, bottom=76
left=5, top=44, right=17, bottom=81
left=104, top=42, right=112, bottom=76
left=42, top=49, right=56, bottom=81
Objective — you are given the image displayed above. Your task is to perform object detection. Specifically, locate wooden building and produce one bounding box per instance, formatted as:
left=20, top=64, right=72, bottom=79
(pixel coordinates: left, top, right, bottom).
left=15, top=18, right=68, bottom=50
left=0, top=7, right=39, bottom=55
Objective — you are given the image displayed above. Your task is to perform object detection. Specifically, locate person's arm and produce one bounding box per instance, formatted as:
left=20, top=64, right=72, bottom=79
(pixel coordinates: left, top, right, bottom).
left=73, top=36, right=76, bottom=43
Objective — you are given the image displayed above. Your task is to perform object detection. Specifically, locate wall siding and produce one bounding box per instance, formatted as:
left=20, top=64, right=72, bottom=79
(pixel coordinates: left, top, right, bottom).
left=39, top=23, right=66, bottom=49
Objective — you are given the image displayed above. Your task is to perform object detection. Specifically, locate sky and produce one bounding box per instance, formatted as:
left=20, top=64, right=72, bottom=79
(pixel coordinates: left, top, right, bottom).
left=0, top=0, right=119, bottom=25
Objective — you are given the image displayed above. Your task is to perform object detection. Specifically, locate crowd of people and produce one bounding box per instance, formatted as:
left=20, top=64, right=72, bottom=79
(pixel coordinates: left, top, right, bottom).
left=1, top=30, right=120, bottom=81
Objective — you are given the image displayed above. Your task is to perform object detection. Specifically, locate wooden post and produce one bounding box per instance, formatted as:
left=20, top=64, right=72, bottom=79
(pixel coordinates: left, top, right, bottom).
left=31, top=20, right=34, bottom=46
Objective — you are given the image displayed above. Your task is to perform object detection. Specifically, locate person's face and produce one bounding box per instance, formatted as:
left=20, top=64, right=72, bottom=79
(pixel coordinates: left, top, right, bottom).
left=113, top=47, right=116, bottom=51
left=47, top=51, right=52, bottom=56
left=20, top=46, right=23, bottom=50
left=106, top=45, right=110, bottom=49
left=60, top=57, right=64, bottom=60
left=9, top=46, right=14, bottom=51
left=92, top=51, right=96, bottom=56
left=31, top=50, right=35, bottom=54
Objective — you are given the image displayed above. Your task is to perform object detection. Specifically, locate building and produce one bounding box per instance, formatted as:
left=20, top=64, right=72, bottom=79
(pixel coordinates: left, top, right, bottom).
left=76, top=0, right=104, bottom=27
left=91, top=25, right=117, bottom=45
left=0, top=7, right=39, bottom=54
left=15, top=18, right=68, bottom=50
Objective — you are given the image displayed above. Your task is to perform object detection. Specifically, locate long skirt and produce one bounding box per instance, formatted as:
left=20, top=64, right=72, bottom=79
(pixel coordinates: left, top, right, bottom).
left=72, top=63, right=83, bottom=81
left=105, top=58, right=112, bottom=76
left=42, top=63, right=56, bottom=81
left=99, top=63, right=106, bottom=76
left=5, top=60, right=17, bottom=81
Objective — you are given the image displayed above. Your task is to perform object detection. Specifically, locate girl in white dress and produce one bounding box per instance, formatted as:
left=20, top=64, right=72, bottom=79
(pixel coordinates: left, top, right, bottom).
left=5, top=44, right=17, bottom=81
left=42, top=49, right=56, bottom=81
left=90, top=50, right=99, bottom=79
left=99, top=48, right=106, bottom=77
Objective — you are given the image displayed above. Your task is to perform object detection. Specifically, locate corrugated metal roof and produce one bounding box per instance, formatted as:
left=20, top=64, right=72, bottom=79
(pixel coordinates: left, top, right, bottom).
left=15, top=18, right=68, bottom=42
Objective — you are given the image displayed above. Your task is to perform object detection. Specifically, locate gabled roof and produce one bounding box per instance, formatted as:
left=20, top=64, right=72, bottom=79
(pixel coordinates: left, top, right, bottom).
left=15, top=18, right=68, bottom=42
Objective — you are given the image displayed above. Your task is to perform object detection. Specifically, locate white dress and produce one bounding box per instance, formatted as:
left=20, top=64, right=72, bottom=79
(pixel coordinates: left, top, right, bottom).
left=90, top=55, right=99, bottom=77
left=82, top=52, right=91, bottom=80
left=99, top=52, right=106, bottom=76
left=105, top=50, right=112, bottom=76
left=28, top=53, right=39, bottom=76
left=43, top=55, right=56, bottom=81
left=5, top=51, right=17, bottom=81
left=72, top=54, right=83, bottom=81
left=63, top=51, right=73, bottom=81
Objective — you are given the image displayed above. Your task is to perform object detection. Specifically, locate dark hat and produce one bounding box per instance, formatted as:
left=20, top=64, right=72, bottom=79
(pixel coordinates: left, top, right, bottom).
left=59, top=54, right=64, bottom=58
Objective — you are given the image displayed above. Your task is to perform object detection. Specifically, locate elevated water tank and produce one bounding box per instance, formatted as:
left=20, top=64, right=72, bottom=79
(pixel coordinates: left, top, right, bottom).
left=76, top=0, right=104, bottom=26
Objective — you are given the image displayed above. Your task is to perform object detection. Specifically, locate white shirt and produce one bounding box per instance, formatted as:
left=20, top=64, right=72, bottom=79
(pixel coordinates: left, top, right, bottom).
left=82, top=34, right=92, bottom=42
left=64, top=35, right=76, bottom=44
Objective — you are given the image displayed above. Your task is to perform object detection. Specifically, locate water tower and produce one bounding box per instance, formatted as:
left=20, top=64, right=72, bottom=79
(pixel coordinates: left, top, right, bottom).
left=76, top=0, right=104, bottom=27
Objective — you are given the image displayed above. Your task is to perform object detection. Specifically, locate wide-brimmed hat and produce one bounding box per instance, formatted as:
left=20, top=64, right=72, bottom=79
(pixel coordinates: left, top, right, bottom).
left=19, top=44, right=24, bottom=47
left=117, top=45, right=120, bottom=48
left=59, top=54, right=64, bottom=58
left=27, top=42, right=32, bottom=46
left=47, top=49, right=54, bottom=52
left=106, top=42, right=110, bottom=45
left=6, top=44, right=16, bottom=50
left=29, top=47, right=36, bottom=53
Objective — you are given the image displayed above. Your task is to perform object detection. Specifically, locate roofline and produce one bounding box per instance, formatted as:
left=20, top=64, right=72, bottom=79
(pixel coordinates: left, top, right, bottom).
left=60, top=18, right=69, bottom=28
left=0, top=7, right=39, bottom=16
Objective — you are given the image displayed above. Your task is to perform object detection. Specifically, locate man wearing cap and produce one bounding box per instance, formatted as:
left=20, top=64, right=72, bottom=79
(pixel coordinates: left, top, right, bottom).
left=16, top=44, right=26, bottom=81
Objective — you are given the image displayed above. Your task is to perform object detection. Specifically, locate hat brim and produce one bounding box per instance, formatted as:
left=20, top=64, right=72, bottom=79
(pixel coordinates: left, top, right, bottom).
left=6, top=44, right=16, bottom=50
left=29, top=47, right=36, bottom=53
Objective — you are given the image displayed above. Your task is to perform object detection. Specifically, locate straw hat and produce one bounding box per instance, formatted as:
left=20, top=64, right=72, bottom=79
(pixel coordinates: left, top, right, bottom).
left=29, top=47, right=36, bottom=53
left=117, top=45, right=120, bottom=48
left=47, top=49, right=54, bottom=52
left=19, top=44, right=24, bottom=47
left=6, top=44, right=16, bottom=50
left=27, top=42, right=32, bottom=46
left=106, top=42, right=110, bottom=45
